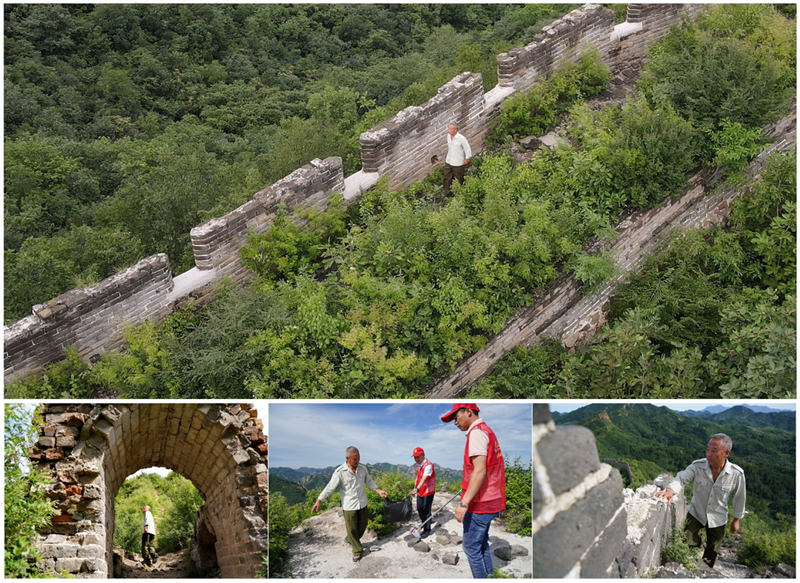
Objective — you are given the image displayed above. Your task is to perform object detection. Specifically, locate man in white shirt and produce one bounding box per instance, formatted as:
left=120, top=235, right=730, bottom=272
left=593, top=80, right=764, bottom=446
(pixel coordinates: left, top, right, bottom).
left=141, top=505, right=156, bottom=567
left=444, top=122, right=472, bottom=195
left=655, top=433, right=746, bottom=568
left=312, top=446, right=388, bottom=561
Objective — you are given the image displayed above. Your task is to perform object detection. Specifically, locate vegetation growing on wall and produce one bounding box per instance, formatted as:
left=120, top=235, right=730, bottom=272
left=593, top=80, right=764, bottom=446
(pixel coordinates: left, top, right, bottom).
left=6, top=5, right=795, bottom=400
left=4, top=4, right=575, bottom=322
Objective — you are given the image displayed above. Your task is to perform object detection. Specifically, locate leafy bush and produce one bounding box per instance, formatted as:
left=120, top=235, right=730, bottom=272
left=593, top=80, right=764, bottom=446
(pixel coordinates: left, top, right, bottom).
left=487, top=50, right=610, bottom=144
left=503, top=459, right=531, bottom=536
left=5, top=405, right=57, bottom=577
left=737, top=512, right=796, bottom=571
left=662, top=528, right=699, bottom=570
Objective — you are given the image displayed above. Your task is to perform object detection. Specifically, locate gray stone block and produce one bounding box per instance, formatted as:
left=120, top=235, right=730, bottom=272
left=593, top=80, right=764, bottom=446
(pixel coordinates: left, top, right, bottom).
left=580, top=509, right=628, bottom=578
left=442, top=552, right=459, bottom=565
left=533, top=471, right=623, bottom=578
left=537, top=425, right=600, bottom=495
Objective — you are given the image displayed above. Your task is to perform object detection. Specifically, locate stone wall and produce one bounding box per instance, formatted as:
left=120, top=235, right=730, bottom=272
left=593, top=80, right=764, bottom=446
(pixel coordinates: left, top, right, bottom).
left=360, top=72, right=487, bottom=189
left=29, top=403, right=268, bottom=578
left=4, top=4, right=713, bottom=386
left=497, top=4, right=616, bottom=92
left=533, top=405, right=688, bottom=578
left=189, top=156, right=345, bottom=282
left=430, top=107, right=796, bottom=397
left=4, top=254, right=174, bottom=383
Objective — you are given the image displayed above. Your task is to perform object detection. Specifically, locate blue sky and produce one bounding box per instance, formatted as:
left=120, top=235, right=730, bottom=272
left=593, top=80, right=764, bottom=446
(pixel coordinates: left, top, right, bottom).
left=547, top=400, right=796, bottom=414
left=268, top=402, right=532, bottom=470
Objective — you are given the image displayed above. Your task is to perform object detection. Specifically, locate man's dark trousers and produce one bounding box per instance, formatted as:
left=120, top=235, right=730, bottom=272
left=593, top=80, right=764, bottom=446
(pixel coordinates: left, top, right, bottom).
left=343, top=506, right=369, bottom=557
left=417, top=494, right=434, bottom=535
left=141, top=532, right=155, bottom=565
left=443, top=163, right=467, bottom=195
left=685, top=513, right=726, bottom=567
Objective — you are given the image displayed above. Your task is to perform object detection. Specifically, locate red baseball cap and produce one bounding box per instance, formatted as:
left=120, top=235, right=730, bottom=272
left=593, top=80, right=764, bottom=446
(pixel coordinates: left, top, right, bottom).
left=440, top=403, right=480, bottom=423
left=412, top=447, right=425, bottom=457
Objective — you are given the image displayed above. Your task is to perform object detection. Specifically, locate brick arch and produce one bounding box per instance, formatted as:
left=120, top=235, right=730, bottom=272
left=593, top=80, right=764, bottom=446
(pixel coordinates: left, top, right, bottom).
left=30, top=404, right=268, bottom=578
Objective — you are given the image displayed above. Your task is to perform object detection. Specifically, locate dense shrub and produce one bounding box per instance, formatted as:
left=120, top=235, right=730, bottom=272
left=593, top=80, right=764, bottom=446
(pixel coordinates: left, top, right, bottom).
left=737, top=512, right=796, bottom=571
left=487, top=50, right=610, bottom=144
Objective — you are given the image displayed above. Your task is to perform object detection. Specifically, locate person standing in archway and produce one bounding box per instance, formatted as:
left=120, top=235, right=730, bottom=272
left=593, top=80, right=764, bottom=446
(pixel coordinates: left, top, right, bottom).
left=443, top=122, right=472, bottom=196
left=412, top=446, right=436, bottom=538
left=311, top=446, right=388, bottom=561
left=441, top=404, right=506, bottom=579
left=142, top=505, right=157, bottom=567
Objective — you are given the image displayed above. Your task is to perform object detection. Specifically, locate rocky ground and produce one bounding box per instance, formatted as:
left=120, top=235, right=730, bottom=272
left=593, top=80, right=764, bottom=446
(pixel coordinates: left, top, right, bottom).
left=282, top=492, right=532, bottom=579
left=653, top=540, right=796, bottom=579
left=115, top=548, right=220, bottom=578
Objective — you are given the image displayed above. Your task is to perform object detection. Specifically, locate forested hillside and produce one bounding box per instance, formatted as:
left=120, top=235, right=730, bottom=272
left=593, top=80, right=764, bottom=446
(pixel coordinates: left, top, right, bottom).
left=554, top=403, right=795, bottom=518
left=554, top=403, right=796, bottom=572
left=7, top=5, right=795, bottom=400
left=4, top=3, right=575, bottom=322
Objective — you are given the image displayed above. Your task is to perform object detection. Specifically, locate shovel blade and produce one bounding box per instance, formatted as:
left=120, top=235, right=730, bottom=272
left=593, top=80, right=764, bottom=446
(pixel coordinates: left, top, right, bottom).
left=409, top=527, right=421, bottom=540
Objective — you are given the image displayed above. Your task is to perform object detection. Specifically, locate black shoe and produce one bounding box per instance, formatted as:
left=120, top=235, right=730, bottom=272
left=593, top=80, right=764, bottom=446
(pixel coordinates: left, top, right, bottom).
left=352, top=554, right=362, bottom=562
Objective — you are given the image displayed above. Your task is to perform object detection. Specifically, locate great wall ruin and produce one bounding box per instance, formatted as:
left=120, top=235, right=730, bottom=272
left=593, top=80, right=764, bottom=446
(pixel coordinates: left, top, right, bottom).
left=532, top=404, right=687, bottom=577
left=8, top=4, right=795, bottom=393
left=28, top=403, right=268, bottom=578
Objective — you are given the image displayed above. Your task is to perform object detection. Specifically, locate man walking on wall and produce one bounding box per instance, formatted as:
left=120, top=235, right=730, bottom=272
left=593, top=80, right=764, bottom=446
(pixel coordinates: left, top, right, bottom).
left=312, top=446, right=388, bottom=561
left=441, top=403, right=506, bottom=578
left=141, top=505, right=156, bottom=567
left=412, top=446, right=436, bottom=537
left=655, top=433, right=746, bottom=569
left=443, top=122, right=472, bottom=195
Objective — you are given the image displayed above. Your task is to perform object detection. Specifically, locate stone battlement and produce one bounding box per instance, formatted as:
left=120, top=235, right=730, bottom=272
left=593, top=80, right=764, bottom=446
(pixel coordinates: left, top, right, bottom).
left=4, top=4, right=710, bottom=385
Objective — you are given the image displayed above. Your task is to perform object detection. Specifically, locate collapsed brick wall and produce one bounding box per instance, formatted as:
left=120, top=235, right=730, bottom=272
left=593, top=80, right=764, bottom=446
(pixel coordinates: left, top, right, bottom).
left=4, top=4, right=711, bottom=386
left=533, top=405, right=688, bottom=578
left=30, top=403, right=268, bottom=578
left=431, top=107, right=796, bottom=397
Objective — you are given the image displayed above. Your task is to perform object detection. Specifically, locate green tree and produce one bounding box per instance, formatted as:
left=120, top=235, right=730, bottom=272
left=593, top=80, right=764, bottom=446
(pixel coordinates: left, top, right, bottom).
left=5, top=404, right=57, bottom=577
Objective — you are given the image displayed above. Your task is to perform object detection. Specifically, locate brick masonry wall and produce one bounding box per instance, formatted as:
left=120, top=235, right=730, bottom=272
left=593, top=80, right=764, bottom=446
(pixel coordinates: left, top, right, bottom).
left=430, top=108, right=796, bottom=397
left=497, top=4, right=616, bottom=91
left=3, top=4, right=715, bottom=385
left=30, top=403, right=267, bottom=578
left=360, top=72, right=487, bottom=189
left=4, top=254, right=173, bottom=383
left=189, top=156, right=345, bottom=281
left=533, top=405, right=688, bottom=577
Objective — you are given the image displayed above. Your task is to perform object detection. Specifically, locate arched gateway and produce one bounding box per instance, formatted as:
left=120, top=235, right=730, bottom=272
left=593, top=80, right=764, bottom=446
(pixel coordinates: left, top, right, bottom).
left=29, top=403, right=268, bottom=578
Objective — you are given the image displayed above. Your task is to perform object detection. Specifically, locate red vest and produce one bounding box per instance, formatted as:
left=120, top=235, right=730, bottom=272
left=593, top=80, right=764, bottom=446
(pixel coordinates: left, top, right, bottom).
left=416, top=459, right=436, bottom=497
left=462, top=422, right=506, bottom=513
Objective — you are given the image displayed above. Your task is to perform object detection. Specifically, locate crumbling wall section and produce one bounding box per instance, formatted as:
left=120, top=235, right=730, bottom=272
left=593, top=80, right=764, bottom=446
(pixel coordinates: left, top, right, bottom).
left=533, top=405, right=690, bottom=578
left=360, top=73, right=486, bottom=189
left=30, top=403, right=268, bottom=578
left=497, top=4, right=616, bottom=92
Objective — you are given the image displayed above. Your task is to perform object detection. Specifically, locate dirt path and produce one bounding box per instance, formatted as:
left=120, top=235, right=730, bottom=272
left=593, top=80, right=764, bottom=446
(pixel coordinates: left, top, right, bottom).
left=118, top=551, right=187, bottom=578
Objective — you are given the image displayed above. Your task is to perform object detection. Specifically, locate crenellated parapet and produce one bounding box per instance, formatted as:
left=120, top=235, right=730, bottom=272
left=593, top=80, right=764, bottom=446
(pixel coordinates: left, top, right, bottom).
left=4, top=4, right=715, bottom=386
left=533, top=405, right=690, bottom=578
